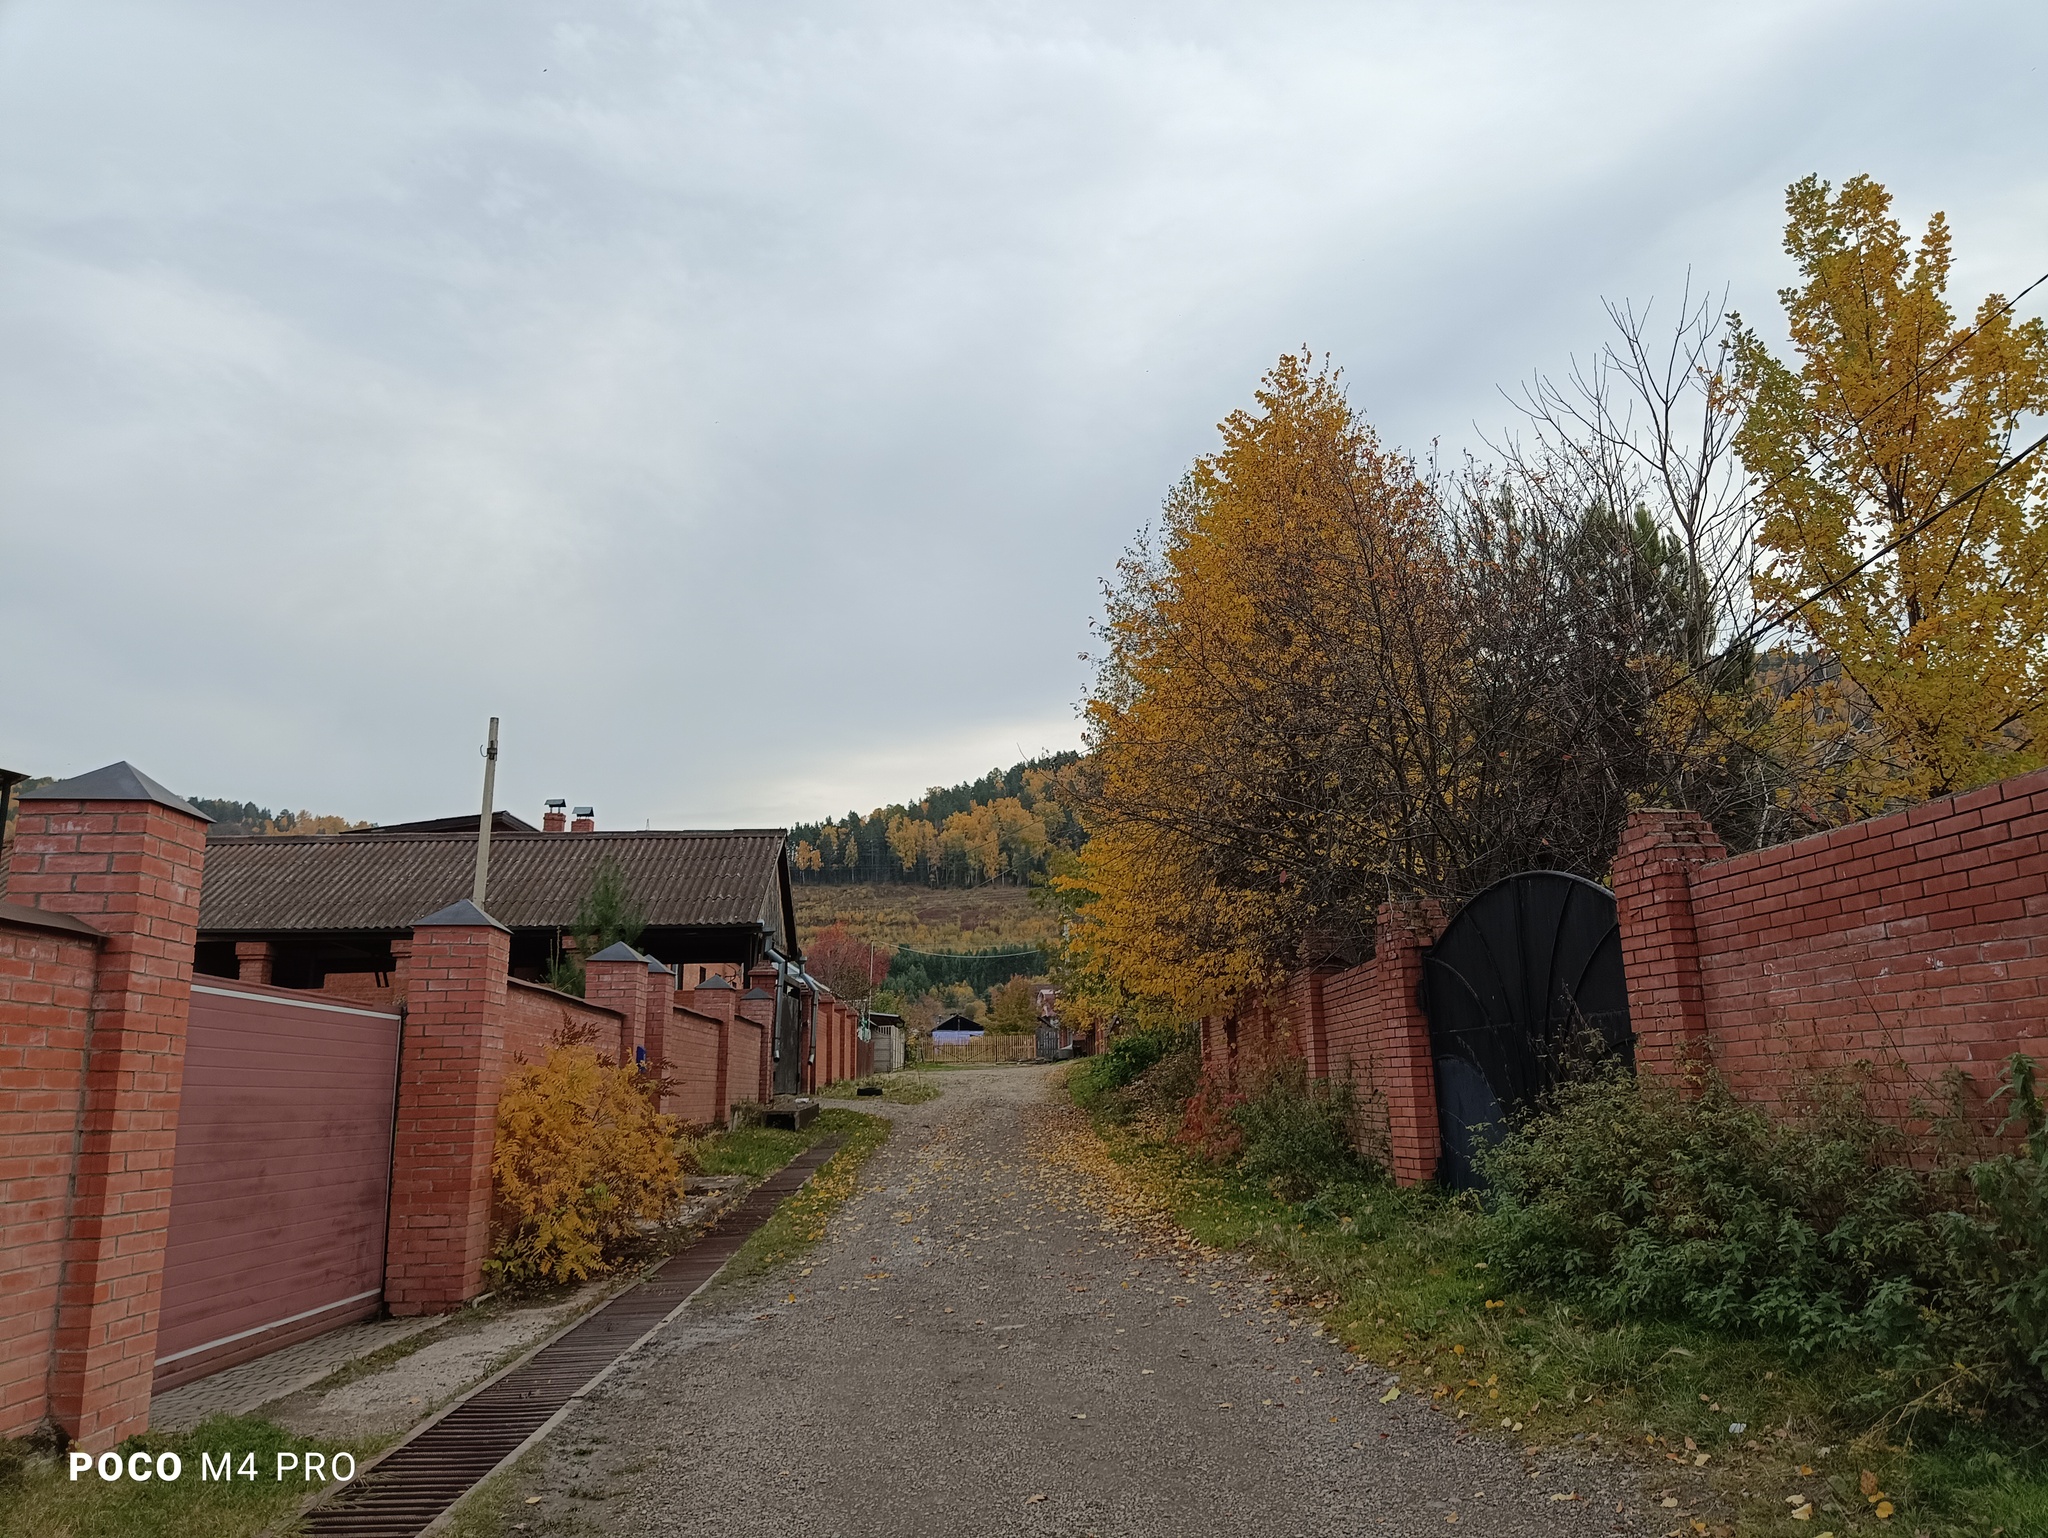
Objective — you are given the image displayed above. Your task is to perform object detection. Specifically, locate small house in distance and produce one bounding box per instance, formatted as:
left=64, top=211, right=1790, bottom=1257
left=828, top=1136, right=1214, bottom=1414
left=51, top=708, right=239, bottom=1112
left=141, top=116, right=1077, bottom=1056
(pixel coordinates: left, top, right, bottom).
left=931, top=1013, right=984, bottom=1045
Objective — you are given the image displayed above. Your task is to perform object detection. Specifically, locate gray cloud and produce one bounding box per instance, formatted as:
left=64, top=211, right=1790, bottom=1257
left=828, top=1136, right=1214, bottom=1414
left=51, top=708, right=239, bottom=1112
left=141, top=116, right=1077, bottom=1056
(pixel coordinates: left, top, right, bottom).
left=3, top=0, right=2042, bottom=826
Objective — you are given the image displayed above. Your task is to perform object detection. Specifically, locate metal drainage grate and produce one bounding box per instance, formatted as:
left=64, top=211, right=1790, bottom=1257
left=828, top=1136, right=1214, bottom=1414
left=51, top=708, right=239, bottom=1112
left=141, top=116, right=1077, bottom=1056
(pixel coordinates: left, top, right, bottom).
left=302, top=1139, right=843, bottom=1537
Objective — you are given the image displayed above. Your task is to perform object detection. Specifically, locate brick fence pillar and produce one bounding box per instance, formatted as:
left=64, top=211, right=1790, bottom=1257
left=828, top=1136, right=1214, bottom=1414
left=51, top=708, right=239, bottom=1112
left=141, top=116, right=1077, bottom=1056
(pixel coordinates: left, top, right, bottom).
left=690, top=977, right=737, bottom=1119
left=1291, top=966, right=1338, bottom=1081
left=584, top=944, right=648, bottom=1069
left=384, top=899, right=510, bottom=1315
left=1612, top=809, right=1727, bottom=1084
left=1370, top=898, right=1447, bottom=1187
left=10, top=763, right=209, bottom=1449
left=643, top=957, right=674, bottom=1081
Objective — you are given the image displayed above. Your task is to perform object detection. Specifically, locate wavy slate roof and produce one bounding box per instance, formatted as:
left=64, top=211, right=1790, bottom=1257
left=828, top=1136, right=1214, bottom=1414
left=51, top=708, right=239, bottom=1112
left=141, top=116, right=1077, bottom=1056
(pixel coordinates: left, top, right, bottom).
left=198, top=830, right=790, bottom=938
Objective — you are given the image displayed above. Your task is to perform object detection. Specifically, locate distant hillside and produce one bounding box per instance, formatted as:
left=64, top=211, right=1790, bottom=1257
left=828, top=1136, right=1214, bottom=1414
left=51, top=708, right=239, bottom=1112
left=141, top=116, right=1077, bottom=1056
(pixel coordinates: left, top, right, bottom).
left=793, top=883, right=1056, bottom=953
left=189, top=798, right=370, bottom=837
left=790, top=753, right=1085, bottom=888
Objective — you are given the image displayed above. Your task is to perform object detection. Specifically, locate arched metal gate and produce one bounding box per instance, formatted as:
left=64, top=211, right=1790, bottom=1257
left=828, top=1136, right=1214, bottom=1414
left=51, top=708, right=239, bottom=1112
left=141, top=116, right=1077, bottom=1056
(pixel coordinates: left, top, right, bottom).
left=1421, top=872, right=1632, bottom=1188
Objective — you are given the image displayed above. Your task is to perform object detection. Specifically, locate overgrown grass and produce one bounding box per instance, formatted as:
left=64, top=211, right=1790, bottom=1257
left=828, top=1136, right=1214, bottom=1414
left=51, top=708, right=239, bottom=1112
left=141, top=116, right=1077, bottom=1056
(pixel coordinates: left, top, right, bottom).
left=717, top=1108, right=891, bottom=1283
left=697, top=1122, right=818, bottom=1181
left=818, top=1073, right=941, bottom=1103
left=1074, top=1062, right=2048, bottom=1538
left=0, top=1415, right=369, bottom=1538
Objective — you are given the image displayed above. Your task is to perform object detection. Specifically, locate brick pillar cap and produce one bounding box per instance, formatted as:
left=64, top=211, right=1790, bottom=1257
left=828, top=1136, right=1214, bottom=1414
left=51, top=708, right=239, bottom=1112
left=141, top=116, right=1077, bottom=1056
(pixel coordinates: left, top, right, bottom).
left=646, top=956, right=671, bottom=975
left=588, top=941, right=643, bottom=963
left=696, top=975, right=734, bottom=990
left=19, top=760, right=210, bottom=821
left=412, top=897, right=510, bottom=932
left=743, top=987, right=773, bottom=999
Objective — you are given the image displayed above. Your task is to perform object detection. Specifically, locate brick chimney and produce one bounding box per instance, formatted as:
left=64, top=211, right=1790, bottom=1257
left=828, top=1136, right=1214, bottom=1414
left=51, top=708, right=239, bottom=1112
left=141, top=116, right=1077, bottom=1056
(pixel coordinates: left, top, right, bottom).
left=543, top=798, right=567, bottom=834
left=571, top=805, right=595, bottom=834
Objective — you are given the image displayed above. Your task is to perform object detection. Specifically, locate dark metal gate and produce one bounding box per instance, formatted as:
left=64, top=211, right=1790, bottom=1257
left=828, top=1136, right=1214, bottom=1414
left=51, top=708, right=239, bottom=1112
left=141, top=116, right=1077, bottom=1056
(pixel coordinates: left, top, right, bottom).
left=1422, top=871, right=1631, bottom=1188
left=774, top=988, right=805, bottom=1096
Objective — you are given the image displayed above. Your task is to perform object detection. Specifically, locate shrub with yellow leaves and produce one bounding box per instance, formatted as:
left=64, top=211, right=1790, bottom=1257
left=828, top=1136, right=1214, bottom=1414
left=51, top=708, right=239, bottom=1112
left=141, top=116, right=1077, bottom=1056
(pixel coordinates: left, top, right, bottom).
left=485, top=1043, right=688, bottom=1287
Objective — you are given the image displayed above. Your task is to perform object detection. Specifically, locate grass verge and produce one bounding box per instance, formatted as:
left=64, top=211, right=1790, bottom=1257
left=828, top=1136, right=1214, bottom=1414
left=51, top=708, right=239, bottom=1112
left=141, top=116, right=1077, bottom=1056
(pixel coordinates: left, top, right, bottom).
left=818, top=1073, right=941, bottom=1103
left=716, top=1109, right=891, bottom=1284
left=1076, top=1106, right=2048, bottom=1538
left=0, top=1416, right=370, bottom=1538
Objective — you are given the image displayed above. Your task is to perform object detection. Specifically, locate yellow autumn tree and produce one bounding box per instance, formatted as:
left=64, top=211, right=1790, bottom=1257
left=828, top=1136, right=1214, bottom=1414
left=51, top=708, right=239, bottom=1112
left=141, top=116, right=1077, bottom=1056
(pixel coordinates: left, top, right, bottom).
left=1071, top=353, right=1461, bottom=1013
left=1735, top=174, right=2048, bottom=806
left=1071, top=351, right=1750, bottom=1015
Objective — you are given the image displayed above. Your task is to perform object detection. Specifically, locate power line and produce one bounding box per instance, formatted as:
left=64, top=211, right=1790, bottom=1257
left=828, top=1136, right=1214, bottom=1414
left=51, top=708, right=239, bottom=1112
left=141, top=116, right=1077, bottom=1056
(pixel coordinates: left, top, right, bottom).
left=1658, top=426, right=2048, bottom=703
left=892, top=944, right=1047, bottom=962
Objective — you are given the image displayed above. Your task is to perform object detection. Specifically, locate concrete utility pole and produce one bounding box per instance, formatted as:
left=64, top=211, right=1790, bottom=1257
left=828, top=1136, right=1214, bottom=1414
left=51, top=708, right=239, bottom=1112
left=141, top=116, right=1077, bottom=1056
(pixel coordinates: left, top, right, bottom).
left=473, top=717, right=500, bottom=907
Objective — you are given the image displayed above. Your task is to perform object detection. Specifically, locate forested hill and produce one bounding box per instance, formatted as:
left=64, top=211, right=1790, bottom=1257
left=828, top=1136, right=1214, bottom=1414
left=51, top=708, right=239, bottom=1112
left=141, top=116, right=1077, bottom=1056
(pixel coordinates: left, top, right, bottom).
left=789, top=753, right=1085, bottom=887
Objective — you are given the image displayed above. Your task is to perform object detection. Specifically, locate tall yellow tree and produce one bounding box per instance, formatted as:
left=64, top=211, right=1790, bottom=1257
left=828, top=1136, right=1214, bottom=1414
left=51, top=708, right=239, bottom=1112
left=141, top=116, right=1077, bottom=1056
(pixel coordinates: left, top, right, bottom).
left=1735, top=174, right=2048, bottom=804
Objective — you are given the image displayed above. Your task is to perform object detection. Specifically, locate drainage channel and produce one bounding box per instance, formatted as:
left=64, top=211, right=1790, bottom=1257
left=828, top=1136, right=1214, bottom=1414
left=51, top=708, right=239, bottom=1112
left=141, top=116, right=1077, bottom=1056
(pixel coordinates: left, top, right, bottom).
left=301, top=1137, right=844, bottom=1537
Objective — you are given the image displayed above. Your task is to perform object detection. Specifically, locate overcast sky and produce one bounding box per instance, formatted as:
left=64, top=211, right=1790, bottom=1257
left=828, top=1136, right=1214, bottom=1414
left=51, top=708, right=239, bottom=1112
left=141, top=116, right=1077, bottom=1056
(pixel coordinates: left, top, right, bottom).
left=3, top=1, right=2042, bottom=829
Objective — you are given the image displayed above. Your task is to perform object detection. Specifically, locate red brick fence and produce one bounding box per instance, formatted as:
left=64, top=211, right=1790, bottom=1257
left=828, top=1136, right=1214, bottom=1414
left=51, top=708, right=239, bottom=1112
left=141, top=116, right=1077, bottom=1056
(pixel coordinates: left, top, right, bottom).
left=1202, top=767, right=2048, bottom=1184
left=0, top=763, right=825, bottom=1451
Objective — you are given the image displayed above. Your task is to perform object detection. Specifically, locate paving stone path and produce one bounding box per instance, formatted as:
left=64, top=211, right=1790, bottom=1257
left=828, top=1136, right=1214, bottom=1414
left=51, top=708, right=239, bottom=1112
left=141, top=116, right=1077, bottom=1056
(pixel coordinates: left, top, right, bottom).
left=482, top=1066, right=1647, bottom=1537
left=150, top=1316, right=441, bottom=1432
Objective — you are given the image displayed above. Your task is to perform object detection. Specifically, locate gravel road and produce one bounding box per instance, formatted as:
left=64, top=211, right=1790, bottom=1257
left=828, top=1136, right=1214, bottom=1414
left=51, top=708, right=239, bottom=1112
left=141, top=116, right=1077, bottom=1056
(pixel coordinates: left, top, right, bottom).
left=497, top=1065, right=1648, bottom=1538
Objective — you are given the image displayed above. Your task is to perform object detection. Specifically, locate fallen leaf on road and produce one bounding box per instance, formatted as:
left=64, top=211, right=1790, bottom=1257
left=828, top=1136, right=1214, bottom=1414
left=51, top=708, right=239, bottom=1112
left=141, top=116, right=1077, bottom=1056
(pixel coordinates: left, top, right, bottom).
left=1874, top=1501, right=1894, bottom=1519
left=1693, top=1453, right=1710, bottom=1466
left=1860, top=1471, right=1879, bottom=1498
left=1791, top=1504, right=1813, bottom=1520
left=1025, top=1493, right=1046, bottom=1504
left=1549, top=1491, right=1576, bottom=1501
left=525, top=1496, right=542, bottom=1505
left=1380, top=1387, right=1400, bottom=1404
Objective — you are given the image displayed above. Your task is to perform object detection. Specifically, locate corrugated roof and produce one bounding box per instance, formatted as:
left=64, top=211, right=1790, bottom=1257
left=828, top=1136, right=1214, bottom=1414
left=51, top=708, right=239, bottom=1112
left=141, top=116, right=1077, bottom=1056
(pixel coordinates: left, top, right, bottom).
left=198, top=830, right=789, bottom=934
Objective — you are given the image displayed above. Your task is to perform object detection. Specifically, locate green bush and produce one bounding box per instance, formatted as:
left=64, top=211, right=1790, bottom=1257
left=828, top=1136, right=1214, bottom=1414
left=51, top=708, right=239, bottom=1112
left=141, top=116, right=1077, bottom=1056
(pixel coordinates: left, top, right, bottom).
left=1230, top=1060, right=1371, bottom=1201
left=1069, top=1025, right=1193, bottom=1111
left=1479, top=1056, right=2048, bottom=1417
left=1941, top=1056, right=2048, bottom=1395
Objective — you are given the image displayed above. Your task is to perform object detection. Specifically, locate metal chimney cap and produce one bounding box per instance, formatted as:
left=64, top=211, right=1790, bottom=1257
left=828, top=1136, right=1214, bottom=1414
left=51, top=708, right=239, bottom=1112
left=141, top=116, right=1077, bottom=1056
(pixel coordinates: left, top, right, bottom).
left=545, top=798, right=567, bottom=809
left=573, top=806, right=594, bottom=817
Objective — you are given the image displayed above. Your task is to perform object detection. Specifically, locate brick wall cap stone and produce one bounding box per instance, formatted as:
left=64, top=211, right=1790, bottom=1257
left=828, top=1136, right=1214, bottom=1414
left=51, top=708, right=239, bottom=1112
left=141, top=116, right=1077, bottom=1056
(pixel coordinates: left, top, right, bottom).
left=412, top=897, right=510, bottom=932
left=587, top=941, right=643, bottom=963
left=19, top=762, right=210, bottom=822
left=646, top=956, right=672, bottom=974
left=0, top=899, right=104, bottom=939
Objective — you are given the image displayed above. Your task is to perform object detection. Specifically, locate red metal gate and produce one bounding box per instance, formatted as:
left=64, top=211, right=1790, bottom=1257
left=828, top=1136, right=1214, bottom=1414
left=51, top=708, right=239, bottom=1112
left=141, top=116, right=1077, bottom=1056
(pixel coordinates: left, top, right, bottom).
left=153, top=979, right=401, bottom=1390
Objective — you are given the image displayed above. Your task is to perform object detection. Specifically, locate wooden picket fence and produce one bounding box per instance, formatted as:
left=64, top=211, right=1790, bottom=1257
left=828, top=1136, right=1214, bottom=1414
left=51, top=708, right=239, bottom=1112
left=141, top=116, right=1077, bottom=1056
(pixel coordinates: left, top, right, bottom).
left=915, top=1033, right=1041, bottom=1065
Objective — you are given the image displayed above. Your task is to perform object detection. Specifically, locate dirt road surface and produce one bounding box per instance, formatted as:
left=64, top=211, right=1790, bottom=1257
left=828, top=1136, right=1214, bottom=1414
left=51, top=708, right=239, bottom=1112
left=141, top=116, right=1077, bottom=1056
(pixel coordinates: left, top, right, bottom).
left=491, top=1065, right=1646, bottom=1537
